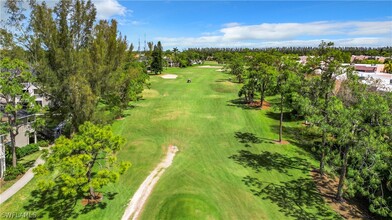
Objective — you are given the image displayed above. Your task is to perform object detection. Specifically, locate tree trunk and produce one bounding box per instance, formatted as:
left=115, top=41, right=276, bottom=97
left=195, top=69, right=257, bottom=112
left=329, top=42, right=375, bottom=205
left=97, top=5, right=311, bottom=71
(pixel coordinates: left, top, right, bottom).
left=0, top=140, right=5, bottom=178
left=86, top=167, right=96, bottom=199
left=336, top=145, right=349, bottom=201
left=260, top=83, right=265, bottom=108
left=87, top=154, right=98, bottom=199
left=8, top=111, right=18, bottom=167
left=89, top=186, right=96, bottom=199
left=319, top=130, right=327, bottom=176
left=320, top=92, right=329, bottom=176
left=11, top=133, right=16, bottom=167
left=279, top=94, right=284, bottom=143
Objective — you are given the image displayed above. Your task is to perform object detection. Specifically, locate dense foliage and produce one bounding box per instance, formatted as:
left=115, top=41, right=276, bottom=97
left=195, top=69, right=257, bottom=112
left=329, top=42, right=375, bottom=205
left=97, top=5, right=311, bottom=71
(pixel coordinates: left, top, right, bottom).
left=34, top=122, right=131, bottom=199
left=0, top=58, right=42, bottom=167
left=227, top=42, right=392, bottom=218
left=15, top=143, right=40, bottom=158
left=2, top=0, right=149, bottom=135
left=4, top=163, right=25, bottom=181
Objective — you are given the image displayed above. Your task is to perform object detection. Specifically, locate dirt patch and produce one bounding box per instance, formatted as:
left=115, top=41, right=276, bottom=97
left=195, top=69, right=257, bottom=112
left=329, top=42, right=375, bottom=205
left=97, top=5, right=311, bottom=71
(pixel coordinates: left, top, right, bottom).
left=311, top=171, right=374, bottom=220
left=262, top=101, right=271, bottom=110
left=161, top=74, right=178, bottom=79
left=273, top=140, right=290, bottom=145
left=81, top=193, right=103, bottom=206
left=216, top=69, right=225, bottom=72
left=247, top=101, right=271, bottom=110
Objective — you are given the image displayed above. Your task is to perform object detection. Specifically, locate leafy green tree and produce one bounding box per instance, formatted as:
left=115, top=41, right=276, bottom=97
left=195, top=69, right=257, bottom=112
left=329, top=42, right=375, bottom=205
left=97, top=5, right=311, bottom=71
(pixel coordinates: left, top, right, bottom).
left=228, top=54, right=245, bottom=83
left=247, top=53, right=278, bottom=107
left=104, top=60, right=148, bottom=118
left=335, top=79, right=392, bottom=216
left=384, top=60, right=392, bottom=73
left=151, top=41, right=163, bottom=74
left=34, top=122, right=131, bottom=199
left=299, top=42, right=347, bottom=175
left=0, top=58, right=41, bottom=167
left=147, top=41, right=154, bottom=54
left=28, top=0, right=97, bottom=133
left=27, top=0, right=146, bottom=132
left=238, top=72, right=257, bottom=103
left=275, top=56, right=301, bottom=143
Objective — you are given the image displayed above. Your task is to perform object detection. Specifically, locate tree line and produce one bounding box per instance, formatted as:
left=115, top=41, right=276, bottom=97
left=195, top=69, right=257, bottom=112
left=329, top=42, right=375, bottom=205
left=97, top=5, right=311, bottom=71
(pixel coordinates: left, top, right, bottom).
left=185, top=46, right=392, bottom=58
left=226, top=42, right=392, bottom=218
left=1, top=0, right=148, bottom=201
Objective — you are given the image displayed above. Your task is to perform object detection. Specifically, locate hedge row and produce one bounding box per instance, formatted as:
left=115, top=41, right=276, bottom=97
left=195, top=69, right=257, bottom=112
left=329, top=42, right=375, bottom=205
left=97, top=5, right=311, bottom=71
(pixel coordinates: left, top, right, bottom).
left=16, top=144, right=40, bottom=158
left=4, top=164, right=25, bottom=181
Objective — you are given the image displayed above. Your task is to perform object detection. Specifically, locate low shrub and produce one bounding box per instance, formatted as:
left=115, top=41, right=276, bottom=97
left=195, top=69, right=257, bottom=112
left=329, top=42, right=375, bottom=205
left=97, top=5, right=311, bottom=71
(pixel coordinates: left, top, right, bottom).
left=4, top=164, right=26, bottom=181
left=37, top=140, right=49, bottom=148
left=16, top=144, right=40, bottom=158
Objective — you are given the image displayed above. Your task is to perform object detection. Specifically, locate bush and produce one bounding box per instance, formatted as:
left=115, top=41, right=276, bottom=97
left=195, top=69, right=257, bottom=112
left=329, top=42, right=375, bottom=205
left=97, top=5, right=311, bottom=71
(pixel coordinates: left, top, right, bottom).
left=16, top=144, right=40, bottom=158
left=37, top=140, right=49, bottom=148
left=4, top=164, right=26, bottom=181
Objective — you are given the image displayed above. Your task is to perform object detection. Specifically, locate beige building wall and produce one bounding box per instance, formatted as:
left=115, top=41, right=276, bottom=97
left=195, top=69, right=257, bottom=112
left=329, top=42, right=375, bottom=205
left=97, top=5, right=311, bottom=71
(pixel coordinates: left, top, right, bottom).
left=14, top=124, right=32, bottom=147
left=0, top=123, right=36, bottom=147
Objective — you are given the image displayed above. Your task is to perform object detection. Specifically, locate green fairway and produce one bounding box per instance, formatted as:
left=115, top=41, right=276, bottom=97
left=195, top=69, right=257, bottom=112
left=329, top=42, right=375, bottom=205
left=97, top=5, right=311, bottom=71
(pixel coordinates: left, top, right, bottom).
left=0, top=66, right=340, bottom=219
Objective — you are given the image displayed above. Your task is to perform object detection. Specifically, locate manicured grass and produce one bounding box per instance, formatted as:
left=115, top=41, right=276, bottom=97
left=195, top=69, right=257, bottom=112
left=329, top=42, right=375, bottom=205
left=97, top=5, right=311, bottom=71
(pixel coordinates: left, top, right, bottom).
left=0, top=66, right=340, bottom=219
left=202, top=61, right=222, bottom=66
left=0, top=151, right=42, bottom=194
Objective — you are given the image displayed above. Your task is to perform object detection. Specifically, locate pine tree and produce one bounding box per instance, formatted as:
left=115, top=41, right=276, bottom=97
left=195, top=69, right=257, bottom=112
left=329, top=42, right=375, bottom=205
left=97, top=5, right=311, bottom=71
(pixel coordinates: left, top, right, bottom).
left=34, top=122, right=131, bottom=199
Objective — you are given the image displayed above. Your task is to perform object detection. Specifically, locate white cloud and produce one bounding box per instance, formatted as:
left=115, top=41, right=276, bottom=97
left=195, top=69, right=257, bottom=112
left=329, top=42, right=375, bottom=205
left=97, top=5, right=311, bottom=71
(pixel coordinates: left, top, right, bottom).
left=159, top=36, right=392, bottom=49
left=116, top=18, right=146, bottom=26
left=157, top=20, right=392, bottom=49
left=223, top=22, right=242, bottom=28
left=93, top=0, right=128, bottom=20
left=218, top=21, right=392, bottom=41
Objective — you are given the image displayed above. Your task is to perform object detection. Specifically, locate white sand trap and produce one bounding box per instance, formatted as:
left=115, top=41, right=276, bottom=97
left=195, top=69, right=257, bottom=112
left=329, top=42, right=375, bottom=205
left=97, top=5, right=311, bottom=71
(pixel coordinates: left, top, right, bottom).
left=216, top=69, right=225, bottom=72
left=197, top=65, right=223, bottom=69
left=161, top=74, right=178, bottom=79
left=121, top=146, right=179, bottom=220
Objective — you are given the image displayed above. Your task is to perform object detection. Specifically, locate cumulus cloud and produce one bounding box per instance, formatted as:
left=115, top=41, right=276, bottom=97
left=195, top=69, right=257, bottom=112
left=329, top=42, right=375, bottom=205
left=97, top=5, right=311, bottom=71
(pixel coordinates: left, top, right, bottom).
left=159, top=36, right=391, bottom=49
left=157, top=20, right=392, bottom=48
left=93, top=0, right=128, bottom=20
left=219, top=21, right=392, bottom=41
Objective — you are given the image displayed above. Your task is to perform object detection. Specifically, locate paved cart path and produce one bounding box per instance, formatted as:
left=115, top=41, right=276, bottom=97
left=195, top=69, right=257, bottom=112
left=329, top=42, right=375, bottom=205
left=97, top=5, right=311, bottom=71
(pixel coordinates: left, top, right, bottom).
left=0, top=156, right=44, bottom=205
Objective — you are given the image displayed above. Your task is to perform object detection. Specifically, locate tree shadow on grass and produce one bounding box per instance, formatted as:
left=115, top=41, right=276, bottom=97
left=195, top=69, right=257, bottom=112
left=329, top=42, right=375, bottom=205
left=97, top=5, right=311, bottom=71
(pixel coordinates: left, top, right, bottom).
left=242, top=176, right=342, bottom=220
left=229, top=150, right=312, bottom=176
left=227, top=98, right=260, bottom=110
left=24, top=189, right=81, bottom=219
left=265, top=111, right=302, bottom=122
left=234, top=131, right=275, bottom=147
left=215, top=78, right=231, bottom=83
left=24, top=189, right=117, bottom=219
left=22, top=160, right=36, bottom=169
left=270, top=125, right=321, bottom=160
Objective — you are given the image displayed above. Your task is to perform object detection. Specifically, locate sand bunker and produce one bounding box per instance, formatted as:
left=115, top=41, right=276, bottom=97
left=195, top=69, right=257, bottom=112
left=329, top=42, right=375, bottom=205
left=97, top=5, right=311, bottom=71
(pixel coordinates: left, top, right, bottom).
left=161, top=74, right=178, bottom=79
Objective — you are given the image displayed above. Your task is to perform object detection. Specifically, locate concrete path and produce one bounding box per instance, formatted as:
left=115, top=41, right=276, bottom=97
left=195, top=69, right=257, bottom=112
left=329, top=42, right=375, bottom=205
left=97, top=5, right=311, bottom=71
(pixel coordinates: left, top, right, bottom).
left=121, top=146, right=178, bottom=220
left=0, top=156, right=44, bottom=205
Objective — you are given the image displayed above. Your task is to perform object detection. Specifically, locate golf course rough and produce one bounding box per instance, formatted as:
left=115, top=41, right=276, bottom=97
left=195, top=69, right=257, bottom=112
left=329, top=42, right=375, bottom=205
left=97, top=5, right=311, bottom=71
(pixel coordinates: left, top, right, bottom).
left=0, top=65, right=340, bottom=220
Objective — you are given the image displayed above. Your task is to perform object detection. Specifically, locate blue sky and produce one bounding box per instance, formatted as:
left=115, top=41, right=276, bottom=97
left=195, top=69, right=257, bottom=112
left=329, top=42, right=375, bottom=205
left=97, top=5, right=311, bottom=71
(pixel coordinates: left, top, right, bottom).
left=2, top=0, right=391, bottom=50
left=93, top=0, right=392, bottom=50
